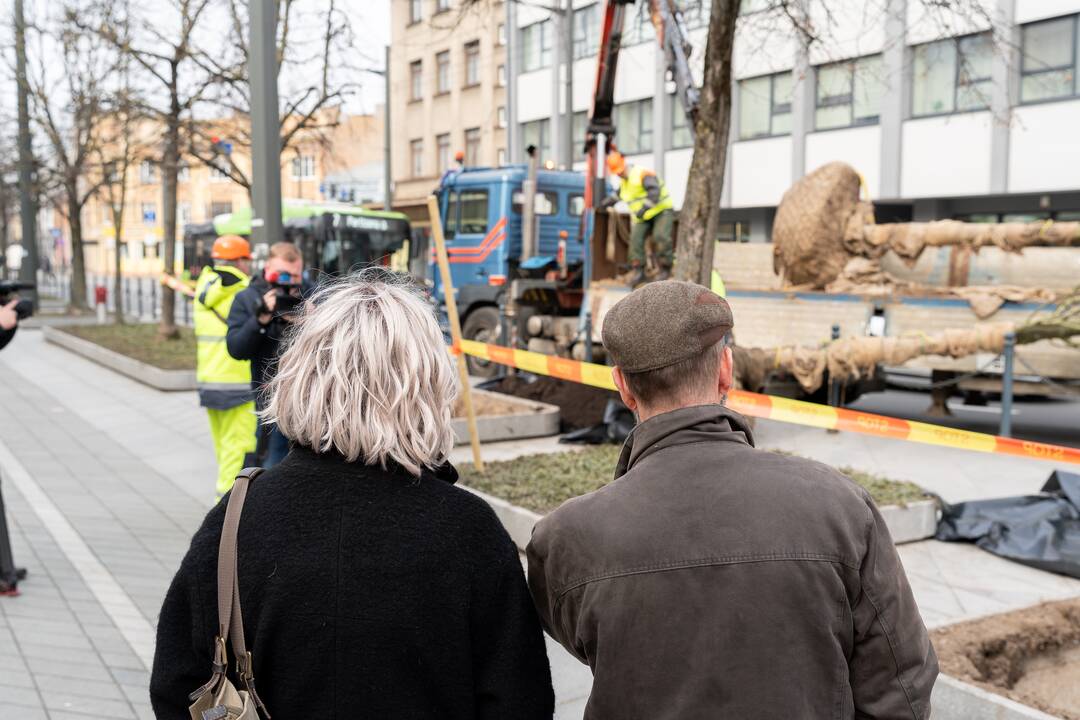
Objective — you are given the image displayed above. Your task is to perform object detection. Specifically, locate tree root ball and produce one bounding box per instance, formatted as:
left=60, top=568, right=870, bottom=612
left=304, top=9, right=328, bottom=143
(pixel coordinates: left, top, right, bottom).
left=772, top=161, right=863, bottom=287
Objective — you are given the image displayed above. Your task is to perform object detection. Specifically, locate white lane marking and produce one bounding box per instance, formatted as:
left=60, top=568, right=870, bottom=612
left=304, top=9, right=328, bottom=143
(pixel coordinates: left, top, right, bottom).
left=0, top=437, right=156, bottom=669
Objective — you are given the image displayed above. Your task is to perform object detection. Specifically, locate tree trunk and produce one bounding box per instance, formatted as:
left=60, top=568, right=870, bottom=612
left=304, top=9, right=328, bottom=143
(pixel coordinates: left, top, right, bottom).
left=158, top=91, right=180, bottom=338
left=673, top=0, right=738, bottom=286
left=112, top=205, right=125, bottom=324
left=68, top=189, right=89, bottom=311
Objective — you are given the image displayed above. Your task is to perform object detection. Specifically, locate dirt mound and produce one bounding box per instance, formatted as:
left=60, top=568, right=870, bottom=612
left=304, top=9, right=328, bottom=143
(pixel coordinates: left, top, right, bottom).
left=487, top=375, right=619, bottom=431
left=931, top=598, right=1080, bottom=718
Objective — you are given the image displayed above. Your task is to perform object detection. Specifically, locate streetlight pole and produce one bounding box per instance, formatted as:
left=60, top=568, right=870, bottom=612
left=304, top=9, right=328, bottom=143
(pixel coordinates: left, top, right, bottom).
left=384, top=45, right=392, bottom=211
left=15, top=0, right=39, bottom=298
left=249, top=0, right=282, bottom=252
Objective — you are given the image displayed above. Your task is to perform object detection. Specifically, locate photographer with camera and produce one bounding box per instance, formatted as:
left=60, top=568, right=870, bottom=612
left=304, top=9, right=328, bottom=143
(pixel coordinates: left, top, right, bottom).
left=0, top=282, right=34, bottom=352
left=226, top=242, right=308, bottom=468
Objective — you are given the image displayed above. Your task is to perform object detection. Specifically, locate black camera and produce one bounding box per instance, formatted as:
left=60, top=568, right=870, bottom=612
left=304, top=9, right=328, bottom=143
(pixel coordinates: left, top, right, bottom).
left=0, top=282, right=35, bottom=320
left=264, top=272, right=303, bottom=318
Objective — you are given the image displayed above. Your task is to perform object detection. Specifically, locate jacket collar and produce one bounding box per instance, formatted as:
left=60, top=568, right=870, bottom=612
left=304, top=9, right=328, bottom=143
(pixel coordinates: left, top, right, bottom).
left=213, top=264, right=249, bottom=285
left=283, top=443, right=459, bottom=485
left=614, top=404, right=755, bottom=479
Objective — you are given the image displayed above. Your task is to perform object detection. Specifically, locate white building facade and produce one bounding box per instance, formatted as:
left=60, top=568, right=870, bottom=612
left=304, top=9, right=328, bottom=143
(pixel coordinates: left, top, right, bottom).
left=511, top=0, right=1080, bottom=242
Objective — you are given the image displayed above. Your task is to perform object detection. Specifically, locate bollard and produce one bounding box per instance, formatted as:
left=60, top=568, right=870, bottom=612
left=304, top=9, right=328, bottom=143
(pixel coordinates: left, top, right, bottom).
left=828, top=323, right=841, bottom=407
left=137, top=277, right=144, bottom=317
left=94, top=285, right=108, bottom=324
left=1000, top=331, right=1016, bottom=438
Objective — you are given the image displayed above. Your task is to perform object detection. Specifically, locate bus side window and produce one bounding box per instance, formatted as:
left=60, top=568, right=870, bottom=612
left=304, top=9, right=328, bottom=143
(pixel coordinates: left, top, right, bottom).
left=460, top=190, right=489, bottom=234
left=445, top=192, right=458, bottom=240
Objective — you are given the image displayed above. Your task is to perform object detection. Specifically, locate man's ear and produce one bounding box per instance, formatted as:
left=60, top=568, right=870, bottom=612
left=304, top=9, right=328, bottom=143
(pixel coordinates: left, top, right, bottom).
left=718, top=345, right=734, bottom=397
left=612, top=366, right=638, bottom=413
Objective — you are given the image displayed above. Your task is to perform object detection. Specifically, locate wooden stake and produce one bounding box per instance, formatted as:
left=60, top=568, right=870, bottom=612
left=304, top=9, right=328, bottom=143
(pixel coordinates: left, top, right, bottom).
left=427, top=195, right=485, bottom=472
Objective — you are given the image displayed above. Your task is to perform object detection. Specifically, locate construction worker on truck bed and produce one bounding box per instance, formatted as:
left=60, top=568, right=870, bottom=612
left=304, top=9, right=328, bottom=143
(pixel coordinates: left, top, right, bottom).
left=194, top=235, right=257, bottom=500
left=605, top=150, right=675, bottom=286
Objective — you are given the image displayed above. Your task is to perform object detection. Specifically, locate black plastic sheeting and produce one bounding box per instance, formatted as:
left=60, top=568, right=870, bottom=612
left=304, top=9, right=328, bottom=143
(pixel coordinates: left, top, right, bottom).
left=935, top=470, right=1080, bottom=579
left=559, top=399, right=635, bottom=445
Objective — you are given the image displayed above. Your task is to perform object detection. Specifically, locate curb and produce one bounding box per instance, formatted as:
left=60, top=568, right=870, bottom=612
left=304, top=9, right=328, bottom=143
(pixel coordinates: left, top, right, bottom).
left=932, top=674, right=1061, bottom=720
left=461, top=487, right=938, bottom=552
left=452, top=389, right=561, bottom=445
left=43, top=326, right=196, bottom=392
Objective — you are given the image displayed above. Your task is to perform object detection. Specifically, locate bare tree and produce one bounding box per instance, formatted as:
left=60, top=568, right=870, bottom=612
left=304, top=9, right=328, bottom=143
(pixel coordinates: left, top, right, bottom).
left=185, top=0, right=363, bottom=195
left=84, top=0, right=215, bottom=337
left=28, top=6, right=119, bottom=312
left=93, top=72, right=142, bottom=324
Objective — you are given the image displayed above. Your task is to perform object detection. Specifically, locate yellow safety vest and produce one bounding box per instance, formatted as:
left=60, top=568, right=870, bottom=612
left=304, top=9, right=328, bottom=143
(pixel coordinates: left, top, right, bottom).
left=619, top=165, right=674, bottom=223
left=194, top=265, right=253, bottom=409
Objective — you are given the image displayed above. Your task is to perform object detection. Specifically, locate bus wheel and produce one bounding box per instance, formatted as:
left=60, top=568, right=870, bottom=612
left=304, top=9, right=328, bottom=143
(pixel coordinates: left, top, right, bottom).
left=462, top=306, right=502, bottom=378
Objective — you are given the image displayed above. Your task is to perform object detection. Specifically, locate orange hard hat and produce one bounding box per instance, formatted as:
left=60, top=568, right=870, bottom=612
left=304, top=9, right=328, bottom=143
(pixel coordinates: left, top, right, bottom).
left=606, top=151, right=626, bottom=176
left=211, top=235, right=251, bottom=260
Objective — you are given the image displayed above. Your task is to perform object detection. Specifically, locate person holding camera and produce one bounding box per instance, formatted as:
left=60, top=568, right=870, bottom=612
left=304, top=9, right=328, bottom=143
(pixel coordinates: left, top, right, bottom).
left=0, top=283, right=33, bottom=352
left=0, top=298, right=19, bottom=351
left=225, top=241, right=307, bottom=468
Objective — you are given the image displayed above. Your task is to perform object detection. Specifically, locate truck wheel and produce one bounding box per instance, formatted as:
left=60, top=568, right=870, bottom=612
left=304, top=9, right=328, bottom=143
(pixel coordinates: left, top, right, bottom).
left=462, top=306, right=502, bottom=378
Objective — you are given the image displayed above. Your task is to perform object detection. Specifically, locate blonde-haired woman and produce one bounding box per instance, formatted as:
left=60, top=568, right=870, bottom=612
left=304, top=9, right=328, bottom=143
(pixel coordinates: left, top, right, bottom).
left=151, top=270, right=555, bottom=718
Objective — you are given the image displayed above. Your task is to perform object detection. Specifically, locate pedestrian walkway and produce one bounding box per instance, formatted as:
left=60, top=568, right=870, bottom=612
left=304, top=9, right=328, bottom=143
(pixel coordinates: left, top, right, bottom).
left=1, top=328, right=1078, bottom=718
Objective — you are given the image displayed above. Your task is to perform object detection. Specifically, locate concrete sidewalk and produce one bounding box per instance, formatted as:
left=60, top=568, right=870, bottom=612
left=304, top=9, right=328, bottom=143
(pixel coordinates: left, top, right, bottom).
left=1, top=328, right=1078, bottom=718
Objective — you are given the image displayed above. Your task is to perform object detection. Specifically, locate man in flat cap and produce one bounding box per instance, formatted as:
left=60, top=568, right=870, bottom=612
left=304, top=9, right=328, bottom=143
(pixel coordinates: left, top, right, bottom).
left=527, top=280, right=937, bottom=720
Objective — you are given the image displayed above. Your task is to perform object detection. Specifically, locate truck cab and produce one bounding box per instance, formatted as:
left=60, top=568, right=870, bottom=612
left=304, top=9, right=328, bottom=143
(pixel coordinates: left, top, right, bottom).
left=432, top=165, right=589, bottom=374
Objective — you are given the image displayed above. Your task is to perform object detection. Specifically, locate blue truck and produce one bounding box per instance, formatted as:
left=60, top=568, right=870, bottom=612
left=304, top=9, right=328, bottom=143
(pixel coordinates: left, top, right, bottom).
left=432, top=164, right=608, bottom=376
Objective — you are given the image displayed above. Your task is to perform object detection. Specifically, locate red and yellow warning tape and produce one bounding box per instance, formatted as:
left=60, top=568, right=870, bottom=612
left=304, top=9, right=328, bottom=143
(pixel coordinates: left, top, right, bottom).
left=458, top=339, right=1080, bottom=466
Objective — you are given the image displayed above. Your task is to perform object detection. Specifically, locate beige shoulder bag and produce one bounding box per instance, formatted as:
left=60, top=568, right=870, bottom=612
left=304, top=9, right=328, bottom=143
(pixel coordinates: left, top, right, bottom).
left=188, top=467, right=271, bottom=720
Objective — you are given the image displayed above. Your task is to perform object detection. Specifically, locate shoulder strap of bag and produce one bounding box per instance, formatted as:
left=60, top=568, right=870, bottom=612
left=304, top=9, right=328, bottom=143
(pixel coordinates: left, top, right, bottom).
left=216, top=466, right=271, bottom=717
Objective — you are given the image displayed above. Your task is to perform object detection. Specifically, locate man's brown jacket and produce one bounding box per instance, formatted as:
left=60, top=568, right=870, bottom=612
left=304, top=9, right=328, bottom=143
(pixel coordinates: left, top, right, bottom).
left=527, top=404, right=938, bottom=719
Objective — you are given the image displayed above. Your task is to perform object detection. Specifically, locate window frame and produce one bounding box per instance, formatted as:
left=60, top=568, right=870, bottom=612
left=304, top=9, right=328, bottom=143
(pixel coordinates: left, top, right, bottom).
left=463, top=40, right=481, bottom=88
left=435, top=0, right=451, bottom=14
left=521, top=20, right=553, bottom=72
left=409, top=60, right=423, bottom=102
left=410, top=138, right=424, bottom=178
left=436, top=133, right=451, bottom=175
left=613, top=98, right=653, bottom=155
left=435, top=51, right=450, bottom=95
left=910, top=31, right=993, bottom=119
left=1019, top=14, right=1080, bottom=106
left=409, top=0, right=423, bottom=25
left=670, top=93, right=693, bottom=149
left=139, top=160, right=156, bottom=184
left=738, top=71, right=793, bottom=140
left=572, top=3, right=600, bottom=60
left=521, top=118, right=551, bottom=160
left=464, top=127, right=482, bottom=166
left=814, top=54, right=884, bottom=131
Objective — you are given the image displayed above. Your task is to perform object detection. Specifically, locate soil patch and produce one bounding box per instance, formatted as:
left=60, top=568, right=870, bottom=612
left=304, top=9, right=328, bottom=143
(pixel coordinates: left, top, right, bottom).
left=458, top=446, right=929, bottom=516
left=486, top=375, right=618, bottom=431
left=61, top=323, right=196, bottom=371
left=931, top=598, right=1080, bottom=719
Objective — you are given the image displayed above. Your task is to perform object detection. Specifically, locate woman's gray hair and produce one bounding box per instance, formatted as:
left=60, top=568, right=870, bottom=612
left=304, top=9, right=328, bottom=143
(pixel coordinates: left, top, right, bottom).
left=262, top=270, right=459, bottom=475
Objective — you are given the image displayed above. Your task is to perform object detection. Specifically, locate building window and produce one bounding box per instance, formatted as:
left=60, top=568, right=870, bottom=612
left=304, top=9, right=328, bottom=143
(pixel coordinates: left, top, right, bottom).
left=572, top=110, right=587, bottom=147
left=573, top=3, right=600, bottom=60
left=614, top=99, right=653, bottom=154
left=436, top=133, right=451, bottom=174
left=210, top=164, right=229, bottom=181
left=436, top=51, right=450, bottom=94
left=210, top=201, right=232, bottom=217
left=177, top=161, right=190, bottom=182
left=141, top=202, right=157, bottom=224
left=497, top=147, right=507, bottom=165
left=435, top=0, right=451, bottom=13
left=497, top=64, right=506, bottom=87
left=739, top=0, right=767, bottom=13
left=521, top=20, right=553, bottom=72
left=622, top=5, right=651, bottom=46
left=409, top=0, right=422, bottom=24
left=464, top=127, right=481, bottom=166
left=738, top=71, right=793, bottom=139
left=291, top=155, right=315, bottom=179
left=464, top=41, right=481, bottom=86
left=521, top=118, right=551, bottom=160
left=671, top=97, right=693, bottom=149
left=497, top=106, right=507, bottom=128
left=497, top=23, right=506, bottom=46
left=178, top=202, right=191, bottom=225
left=912, top=33, right=992, bottom=117
left=815, top=54, right=885, bottom=130
left=410, top=139, right=424, bottom=177
left=1020, top=15, right=1079, bottom=103
left=409, top=60, right=423, bottom=101
left=139, top=160, right=156, bottom=184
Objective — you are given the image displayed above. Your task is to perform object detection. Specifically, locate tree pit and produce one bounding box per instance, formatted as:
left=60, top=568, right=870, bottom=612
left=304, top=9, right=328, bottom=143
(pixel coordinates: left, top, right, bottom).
left=931, top=598, right=1080, bottom=719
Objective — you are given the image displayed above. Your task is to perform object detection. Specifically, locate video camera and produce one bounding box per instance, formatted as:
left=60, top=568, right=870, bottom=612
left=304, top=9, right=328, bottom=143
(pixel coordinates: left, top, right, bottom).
left=265, top=271, right=303, bottom=318
left=0, top=282, right=35, bottom=320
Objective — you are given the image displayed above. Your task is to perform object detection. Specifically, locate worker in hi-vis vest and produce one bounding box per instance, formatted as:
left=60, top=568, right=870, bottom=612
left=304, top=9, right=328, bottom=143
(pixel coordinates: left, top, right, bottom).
left=194, top=235, right=257, bottom=499
left=604, top=150, right=675, bottom=287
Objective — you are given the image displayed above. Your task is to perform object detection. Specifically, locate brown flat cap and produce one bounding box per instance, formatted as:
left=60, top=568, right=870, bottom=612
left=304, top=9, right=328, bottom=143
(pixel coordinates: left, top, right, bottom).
left=601, top=280, right=733, bottom=373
